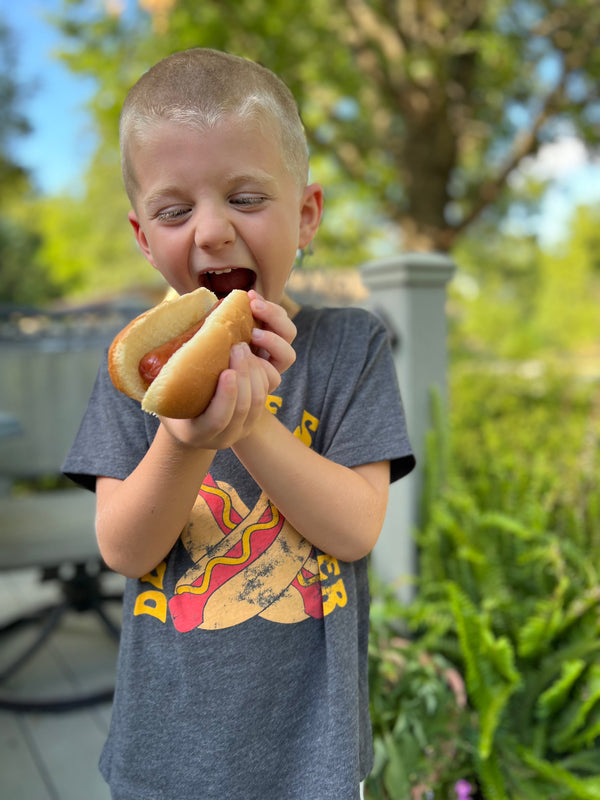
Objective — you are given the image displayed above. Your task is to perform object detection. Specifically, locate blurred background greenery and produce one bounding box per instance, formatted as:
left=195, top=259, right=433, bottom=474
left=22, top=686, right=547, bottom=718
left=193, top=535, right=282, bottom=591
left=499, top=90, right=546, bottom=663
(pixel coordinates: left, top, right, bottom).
left=2, top=0, right=600, bottom=326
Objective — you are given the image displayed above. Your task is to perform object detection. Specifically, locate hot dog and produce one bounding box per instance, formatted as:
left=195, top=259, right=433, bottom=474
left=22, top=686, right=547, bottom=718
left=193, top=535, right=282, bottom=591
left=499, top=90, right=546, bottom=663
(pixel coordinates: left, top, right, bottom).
left=108, top=287, right=254, bottom=418
left=169, top=477, right=316, bottom=631
left=139, top=316, right=210, bottom=386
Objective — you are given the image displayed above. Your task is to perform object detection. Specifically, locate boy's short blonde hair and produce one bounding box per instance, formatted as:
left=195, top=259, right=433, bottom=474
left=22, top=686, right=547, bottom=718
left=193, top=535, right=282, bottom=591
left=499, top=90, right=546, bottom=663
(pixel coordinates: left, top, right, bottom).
left=120, top=48, right=309, bottom=205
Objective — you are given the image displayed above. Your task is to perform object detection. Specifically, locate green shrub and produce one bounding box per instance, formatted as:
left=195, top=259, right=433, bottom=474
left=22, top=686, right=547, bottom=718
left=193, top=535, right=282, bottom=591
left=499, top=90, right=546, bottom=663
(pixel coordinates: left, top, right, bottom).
left=396, top=374, right=600, bottom=799
left=366, top=586, right=474, bottom=799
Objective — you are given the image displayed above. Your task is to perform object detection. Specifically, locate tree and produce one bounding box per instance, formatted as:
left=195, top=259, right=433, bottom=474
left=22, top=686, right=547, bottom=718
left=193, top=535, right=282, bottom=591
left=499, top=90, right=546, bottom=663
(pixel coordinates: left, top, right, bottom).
left=0, top=19, right=61, bottom=305
left=448, top=202, right=600, bottom=361
left=535, top=204, right=600, bottom=351
left=53, top=0, right=600, bottom=255
left=0, top=19, right=31, bottom=202
left=34, top=153, right=153, bottom=300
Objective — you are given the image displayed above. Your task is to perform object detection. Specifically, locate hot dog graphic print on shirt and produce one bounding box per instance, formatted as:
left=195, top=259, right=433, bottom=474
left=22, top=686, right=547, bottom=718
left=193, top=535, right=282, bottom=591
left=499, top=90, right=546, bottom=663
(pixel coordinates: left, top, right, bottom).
left=133, top=398, right=349, bottom=630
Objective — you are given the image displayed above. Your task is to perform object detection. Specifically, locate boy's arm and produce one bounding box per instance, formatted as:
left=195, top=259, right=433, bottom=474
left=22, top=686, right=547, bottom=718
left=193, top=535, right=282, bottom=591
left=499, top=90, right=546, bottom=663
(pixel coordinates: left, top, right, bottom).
left=95, top=339, right=274, bottom=578
left=233, top=410, right=390, bottom=562
left=97, top=408, right=389, bottom=580
left=95, top=295, right=294, bottom=578
left=95, top=427, right=216, bottom=579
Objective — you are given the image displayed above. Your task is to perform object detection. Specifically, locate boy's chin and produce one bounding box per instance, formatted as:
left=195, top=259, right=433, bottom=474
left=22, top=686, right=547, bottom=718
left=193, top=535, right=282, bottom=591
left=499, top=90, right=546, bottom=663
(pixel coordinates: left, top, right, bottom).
left=199, top=268, right=256, bottom=299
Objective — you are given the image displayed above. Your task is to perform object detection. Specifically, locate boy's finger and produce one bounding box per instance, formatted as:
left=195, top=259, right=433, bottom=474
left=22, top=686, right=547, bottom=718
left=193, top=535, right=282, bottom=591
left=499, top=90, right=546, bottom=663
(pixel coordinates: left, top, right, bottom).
left=252, top=328, right=296, bottom=374
left=249, top=293, right=297, bottom=343
left=200, top=369, right=238, bottom=430
left=229, top=345, right=252, bottom=418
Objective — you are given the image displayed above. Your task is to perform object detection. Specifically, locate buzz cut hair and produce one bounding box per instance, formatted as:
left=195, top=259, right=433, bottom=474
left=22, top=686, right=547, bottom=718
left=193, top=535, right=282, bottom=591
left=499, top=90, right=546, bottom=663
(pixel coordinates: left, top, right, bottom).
left=119, top=48, right=310, bottom=205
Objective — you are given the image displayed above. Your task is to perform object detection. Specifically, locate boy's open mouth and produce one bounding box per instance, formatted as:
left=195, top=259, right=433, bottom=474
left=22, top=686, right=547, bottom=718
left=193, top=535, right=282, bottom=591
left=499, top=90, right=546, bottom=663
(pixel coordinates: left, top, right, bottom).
left=199, top=268, right=256, bottom=299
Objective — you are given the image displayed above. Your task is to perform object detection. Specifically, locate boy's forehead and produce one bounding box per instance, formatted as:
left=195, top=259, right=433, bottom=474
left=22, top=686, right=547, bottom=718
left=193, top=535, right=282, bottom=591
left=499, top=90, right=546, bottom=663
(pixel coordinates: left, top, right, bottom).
left=129, top=116, right=299, bottom=197
left=134, top=109, right=280, bottom=144
left=132, top=114, right=286, bottom=163
left=132, top=114, right=290, bottom=169
left=123, top=105, right=308, bottom=202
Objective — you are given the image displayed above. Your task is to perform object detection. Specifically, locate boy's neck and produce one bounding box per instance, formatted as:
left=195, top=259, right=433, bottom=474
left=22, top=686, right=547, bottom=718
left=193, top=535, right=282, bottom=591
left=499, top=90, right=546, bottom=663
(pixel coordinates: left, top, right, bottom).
left=280, top=292, right=300, bottom=319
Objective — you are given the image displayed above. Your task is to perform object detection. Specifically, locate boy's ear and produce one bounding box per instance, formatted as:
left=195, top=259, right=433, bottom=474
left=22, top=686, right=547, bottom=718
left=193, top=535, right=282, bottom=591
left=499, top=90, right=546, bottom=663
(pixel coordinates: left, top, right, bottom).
left=128, top=210, right=158, bottom=269
left=298, top=183, right=324, bottom=249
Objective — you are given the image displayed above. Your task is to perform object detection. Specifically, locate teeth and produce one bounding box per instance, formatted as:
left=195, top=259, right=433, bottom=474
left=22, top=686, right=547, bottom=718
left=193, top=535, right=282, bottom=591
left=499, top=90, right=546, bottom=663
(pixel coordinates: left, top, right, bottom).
left=206, top=268, right=232, bottom=274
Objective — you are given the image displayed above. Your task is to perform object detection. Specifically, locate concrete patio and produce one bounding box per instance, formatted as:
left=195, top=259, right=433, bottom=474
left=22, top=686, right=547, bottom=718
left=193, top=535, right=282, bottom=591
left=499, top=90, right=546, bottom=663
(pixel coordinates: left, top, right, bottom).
left=0, top=567, right=123, bottom=800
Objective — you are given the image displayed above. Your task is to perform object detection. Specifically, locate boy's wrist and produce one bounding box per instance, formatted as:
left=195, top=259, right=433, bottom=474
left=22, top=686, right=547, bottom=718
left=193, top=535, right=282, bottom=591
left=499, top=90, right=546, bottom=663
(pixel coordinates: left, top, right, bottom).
left=157, top=418, right=218, bottom=460
left=232, top=404, right=279, bottom=458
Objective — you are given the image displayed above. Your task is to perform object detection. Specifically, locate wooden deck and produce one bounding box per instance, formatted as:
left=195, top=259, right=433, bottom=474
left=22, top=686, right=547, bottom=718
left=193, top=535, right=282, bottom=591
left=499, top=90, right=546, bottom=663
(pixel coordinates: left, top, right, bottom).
left=0, top=567, right=124, bottom=800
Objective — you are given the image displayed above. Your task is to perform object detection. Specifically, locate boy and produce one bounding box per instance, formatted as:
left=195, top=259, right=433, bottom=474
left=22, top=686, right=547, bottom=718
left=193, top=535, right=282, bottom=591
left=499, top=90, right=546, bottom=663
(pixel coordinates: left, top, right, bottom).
left=64, top=48, right=415, bottom=800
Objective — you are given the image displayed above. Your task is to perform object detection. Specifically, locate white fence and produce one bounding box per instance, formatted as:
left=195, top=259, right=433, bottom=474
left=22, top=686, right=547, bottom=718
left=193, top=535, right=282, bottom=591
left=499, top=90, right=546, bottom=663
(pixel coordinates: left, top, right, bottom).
left=0, top=303, right=146, bottom=485
left=362, top=253, right=455, bottom=598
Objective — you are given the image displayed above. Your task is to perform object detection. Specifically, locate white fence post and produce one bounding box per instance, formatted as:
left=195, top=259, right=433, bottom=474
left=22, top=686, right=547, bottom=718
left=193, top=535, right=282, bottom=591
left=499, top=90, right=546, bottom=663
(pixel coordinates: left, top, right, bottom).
left=361, top=252, right=455, bottom=599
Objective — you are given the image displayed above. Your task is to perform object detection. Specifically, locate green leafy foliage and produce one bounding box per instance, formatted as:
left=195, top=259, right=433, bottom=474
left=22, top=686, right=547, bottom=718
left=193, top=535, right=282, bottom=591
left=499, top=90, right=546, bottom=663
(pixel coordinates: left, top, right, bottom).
left=367, top=589, right=473, bottom=799
left=5, top=1, right=600, bottom=302
left=450, top=206, right=600, bottom=361
left=0, top=215, right=61, bottom=305
left=51, top=0, right=600, bottom=253
left=0, top=19, right=62, bottom=305
left=393, top=375, right=600, bottom=798
left=0, top=19, right=32, bottom=200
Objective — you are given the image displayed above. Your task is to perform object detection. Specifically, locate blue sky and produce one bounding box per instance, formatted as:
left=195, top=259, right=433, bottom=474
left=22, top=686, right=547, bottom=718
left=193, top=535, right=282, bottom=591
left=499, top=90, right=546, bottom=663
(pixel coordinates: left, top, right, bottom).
left=5, top=0, right=600, bottom=246
left=6, top=0, right=98, bottom=195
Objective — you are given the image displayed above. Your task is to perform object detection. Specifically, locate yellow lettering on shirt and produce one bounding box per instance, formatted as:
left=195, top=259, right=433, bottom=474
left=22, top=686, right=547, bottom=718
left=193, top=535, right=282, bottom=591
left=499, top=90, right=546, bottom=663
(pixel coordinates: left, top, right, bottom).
left=317, top=554, right=348, bottom=615
left=266, top=395, right=283, bottom=415
left=294, top=410, right=319, bottom=447
left=322, top=578, right=348, bottom=615
left=134, top=590, right=167, bottom=622
left=140, top=561, right=167, bottom=590
left=134, top=562, right=168, bottom=622
left=317, top=553, right=340, bottom=580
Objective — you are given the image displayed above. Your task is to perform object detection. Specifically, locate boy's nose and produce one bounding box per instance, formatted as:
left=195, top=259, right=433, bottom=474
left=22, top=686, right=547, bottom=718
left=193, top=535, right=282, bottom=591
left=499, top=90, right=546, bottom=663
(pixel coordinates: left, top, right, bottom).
left=194, top=207, right=235, bottom=251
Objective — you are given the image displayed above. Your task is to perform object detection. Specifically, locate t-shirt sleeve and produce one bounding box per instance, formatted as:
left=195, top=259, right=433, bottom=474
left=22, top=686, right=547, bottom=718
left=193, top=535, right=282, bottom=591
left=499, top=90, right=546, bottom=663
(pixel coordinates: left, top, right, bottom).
left=62, top=351, right=157, bottom=491
left=308, top=308, right=415, bottom=483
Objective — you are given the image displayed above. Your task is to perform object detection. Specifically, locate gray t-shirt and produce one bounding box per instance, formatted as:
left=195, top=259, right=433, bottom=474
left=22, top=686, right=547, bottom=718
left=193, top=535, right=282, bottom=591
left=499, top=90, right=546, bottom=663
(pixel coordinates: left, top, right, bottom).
left=64, top=305, right=414, bottom=800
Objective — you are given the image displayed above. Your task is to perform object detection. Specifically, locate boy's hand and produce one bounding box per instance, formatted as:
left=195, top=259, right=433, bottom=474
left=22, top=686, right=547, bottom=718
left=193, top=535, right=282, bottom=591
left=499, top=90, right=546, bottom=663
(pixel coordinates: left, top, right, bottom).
left=158, top=340, right=269, bottom=450
left=248, top=290, right=296, bottom=391
left=158, top=291, right=295, bottom=450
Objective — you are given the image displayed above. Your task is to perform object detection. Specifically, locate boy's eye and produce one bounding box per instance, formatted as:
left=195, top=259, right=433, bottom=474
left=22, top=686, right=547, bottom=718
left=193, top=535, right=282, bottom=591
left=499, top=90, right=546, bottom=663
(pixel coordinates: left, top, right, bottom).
left=156, top=207, right=191, bottom=222
left=230, top=194, right=268, bottom=208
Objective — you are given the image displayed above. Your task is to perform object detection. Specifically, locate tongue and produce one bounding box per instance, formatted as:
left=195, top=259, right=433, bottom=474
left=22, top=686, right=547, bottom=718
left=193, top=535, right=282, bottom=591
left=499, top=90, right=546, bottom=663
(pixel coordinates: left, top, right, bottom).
left=208, top=269, right=254, bottom=298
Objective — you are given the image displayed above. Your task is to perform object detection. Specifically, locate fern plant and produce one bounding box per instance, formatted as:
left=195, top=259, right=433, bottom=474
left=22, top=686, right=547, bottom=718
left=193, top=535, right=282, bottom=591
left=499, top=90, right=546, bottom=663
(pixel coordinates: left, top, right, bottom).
left=366, top=586, right=473, bottom=799
left=400, top=378, right=600, bottom=800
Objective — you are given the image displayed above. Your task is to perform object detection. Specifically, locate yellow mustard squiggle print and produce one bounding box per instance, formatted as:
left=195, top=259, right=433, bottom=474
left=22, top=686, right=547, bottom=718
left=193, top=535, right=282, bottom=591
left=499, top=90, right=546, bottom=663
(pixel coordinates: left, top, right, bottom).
left=175, top=505, right=281, bottom=597
left=295, top=570, right=321, bottom=588
left=200, top=481, right=238, bottom=531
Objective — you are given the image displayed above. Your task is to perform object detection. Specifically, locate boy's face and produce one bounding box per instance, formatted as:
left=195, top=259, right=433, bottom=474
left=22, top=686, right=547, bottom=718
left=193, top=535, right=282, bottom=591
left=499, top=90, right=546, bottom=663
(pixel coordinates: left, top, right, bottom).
left=127, top=117, right=323, bottom=303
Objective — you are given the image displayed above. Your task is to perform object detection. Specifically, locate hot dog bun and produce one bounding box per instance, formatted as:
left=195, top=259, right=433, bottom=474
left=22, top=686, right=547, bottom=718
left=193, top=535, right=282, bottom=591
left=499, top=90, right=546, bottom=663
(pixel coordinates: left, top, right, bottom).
left=108, top=287, right=254, bottom=418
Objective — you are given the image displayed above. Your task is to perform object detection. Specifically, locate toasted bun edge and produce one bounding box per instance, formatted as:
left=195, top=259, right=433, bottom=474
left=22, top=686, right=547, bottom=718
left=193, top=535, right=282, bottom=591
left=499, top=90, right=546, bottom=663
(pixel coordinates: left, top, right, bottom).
left=108, top=286, right=218, bottom=403
left=141, top=289, right=254, bottom=418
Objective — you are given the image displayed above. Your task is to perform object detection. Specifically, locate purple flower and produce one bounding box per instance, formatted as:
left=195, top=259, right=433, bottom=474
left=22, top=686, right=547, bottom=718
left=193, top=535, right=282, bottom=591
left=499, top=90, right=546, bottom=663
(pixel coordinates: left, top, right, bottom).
left=455, top=779, right=473, bottom=800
